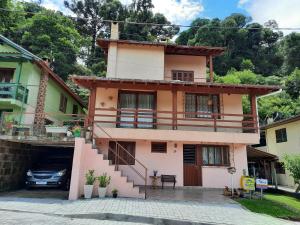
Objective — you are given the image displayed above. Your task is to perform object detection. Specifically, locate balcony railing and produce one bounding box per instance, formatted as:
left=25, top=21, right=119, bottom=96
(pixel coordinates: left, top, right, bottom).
left=94, top=108, right=258, bottom=133
left=0, top=83, right=29, bottom=104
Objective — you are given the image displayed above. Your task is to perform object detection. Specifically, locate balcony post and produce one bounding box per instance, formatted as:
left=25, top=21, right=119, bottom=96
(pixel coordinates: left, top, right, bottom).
left=209, top=55, right=214, bottom=82
left=87, top=86, right=96, bottom=138
left=250, top=94, right=257, bottom=132
left=172, top=88, right=177, bottom=130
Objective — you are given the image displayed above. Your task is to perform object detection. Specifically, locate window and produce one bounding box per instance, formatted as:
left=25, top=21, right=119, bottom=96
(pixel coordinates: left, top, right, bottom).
left=151, top=142, right=167, bottom=153
left=59, top=94, right=68, bottom=113
left=0, top=68, right=14, bottom=83
left=185, top=93, right=219, bottom=118
left=118, top=91, right=155, bottom=128
left=183, top=145, right=196, bottom=164
left=72, top=104, right=79, bottom=115
left=202, top=146, right=230, bottom=166
left=275, top=128, right=287, bottom=143
left=108, top=141, right=136, bottom=165
left=172, top=70, right=194, bottom=82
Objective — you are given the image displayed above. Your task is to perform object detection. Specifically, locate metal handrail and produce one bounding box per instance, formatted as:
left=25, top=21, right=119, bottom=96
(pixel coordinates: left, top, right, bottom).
left=94, top=123, right=148, bottom=199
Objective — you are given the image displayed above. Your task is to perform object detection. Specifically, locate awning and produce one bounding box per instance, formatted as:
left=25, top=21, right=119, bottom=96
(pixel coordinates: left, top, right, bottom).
left=247, top=146, right=278, bottom=161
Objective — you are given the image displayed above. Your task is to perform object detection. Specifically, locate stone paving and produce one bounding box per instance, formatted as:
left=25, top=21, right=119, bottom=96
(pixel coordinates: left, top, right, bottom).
left=0, top=196, right=297, bottom=225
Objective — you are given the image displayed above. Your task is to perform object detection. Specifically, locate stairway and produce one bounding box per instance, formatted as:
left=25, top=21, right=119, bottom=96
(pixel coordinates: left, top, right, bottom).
left=71, top=140, right=145, bottom=199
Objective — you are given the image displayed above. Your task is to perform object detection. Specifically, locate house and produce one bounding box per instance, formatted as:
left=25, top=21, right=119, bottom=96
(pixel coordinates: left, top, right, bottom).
left=68, top=23, right=280, bottom=199
left=260, top=114, right=300, bottom=188
left=0, top=35, right=85, bottom=134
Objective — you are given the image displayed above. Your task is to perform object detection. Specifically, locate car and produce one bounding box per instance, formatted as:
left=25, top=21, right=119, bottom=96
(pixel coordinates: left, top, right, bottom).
left=26, top=156, right=72, bottom=190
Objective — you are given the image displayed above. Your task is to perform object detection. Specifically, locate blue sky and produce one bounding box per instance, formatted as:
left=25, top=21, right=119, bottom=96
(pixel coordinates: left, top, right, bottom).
left=27, top=0, right=300, bottom=31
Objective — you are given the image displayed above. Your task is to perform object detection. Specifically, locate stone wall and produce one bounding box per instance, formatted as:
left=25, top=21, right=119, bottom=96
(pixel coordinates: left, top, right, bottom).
left=0, top=140, right=35, bottom=191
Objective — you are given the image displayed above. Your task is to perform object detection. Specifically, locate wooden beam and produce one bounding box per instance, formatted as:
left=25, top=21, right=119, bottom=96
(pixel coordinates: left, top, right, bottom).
left=250, top=94, right=258, bottom=132
left=172, top=89, right=177, bottom=130
left=88, top=87, right=97, bottom=125
left=209, top=55, right=214, bottom=82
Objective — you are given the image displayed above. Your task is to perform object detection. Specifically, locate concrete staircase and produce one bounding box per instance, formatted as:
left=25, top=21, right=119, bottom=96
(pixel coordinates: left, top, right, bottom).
left=69, top=138, right=144, bottom=200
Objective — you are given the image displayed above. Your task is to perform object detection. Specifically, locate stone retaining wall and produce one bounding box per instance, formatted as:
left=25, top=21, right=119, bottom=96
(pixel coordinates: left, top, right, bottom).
left=0, top=140, right=35, bottom=191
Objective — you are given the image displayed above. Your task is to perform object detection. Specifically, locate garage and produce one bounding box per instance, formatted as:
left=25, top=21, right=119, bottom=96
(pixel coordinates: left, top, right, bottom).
left=0, top=139, right=74, bottom=199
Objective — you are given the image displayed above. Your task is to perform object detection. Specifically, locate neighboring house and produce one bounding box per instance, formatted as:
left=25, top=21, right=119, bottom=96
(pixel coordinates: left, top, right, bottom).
left=261, top=114, right=300, bottom=188
left=0, top=35, right=85, bottom=129
left=68, top=23, right=280, bottom=199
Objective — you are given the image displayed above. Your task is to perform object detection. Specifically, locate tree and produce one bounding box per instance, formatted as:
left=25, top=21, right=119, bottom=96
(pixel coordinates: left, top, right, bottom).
left=284, top=155, right=300, bottom=193
left=240, top=59, right=254, bottom=71
left=286, top=68, right=300, bottom=99
left=19, top=10, right=84, bottom=80
left=280, top=33, right=300, bottom=75
left=176, top=13, right=283, bottom=76
left=217, top=69, right=257, bottom=84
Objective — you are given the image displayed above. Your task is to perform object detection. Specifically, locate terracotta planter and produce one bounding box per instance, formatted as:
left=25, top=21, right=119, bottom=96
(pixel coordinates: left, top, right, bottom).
left=84, top=185, right=93, bottom=199
left=98, top=187, right=107, bottom=198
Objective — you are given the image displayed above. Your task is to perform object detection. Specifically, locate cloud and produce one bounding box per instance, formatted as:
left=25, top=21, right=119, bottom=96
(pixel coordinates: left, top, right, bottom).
left=239, top=0, right=300, bottom=33
left=120, top=0, right=204, bottom=24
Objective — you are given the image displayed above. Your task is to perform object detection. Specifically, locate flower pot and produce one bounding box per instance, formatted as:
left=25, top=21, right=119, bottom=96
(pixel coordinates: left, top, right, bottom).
left=112, top=193, right=118, bottom=198
left=84, top=185, right=94, bottom=199
left=74, top=131, right=81, bottom=137
left=98, top=187, right=107, bottom=198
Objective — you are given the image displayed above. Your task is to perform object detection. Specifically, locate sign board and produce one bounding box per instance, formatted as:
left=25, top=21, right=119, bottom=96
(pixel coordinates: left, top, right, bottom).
left=256, top=179, right=268, bottom=189
left=242, top=177, right=255, bottom=191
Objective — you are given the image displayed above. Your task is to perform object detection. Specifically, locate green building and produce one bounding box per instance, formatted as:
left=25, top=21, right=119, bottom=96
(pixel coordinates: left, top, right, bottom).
left=0, top=35, right=85, bottom=132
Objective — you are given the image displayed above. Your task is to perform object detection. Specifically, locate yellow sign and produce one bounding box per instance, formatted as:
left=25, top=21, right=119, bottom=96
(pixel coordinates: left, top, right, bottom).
left=242, top=177, right=255, bottom=191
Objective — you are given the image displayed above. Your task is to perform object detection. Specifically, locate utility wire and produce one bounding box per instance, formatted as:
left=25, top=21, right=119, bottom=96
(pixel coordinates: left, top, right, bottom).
left=1, top=7, right=300, bottom=31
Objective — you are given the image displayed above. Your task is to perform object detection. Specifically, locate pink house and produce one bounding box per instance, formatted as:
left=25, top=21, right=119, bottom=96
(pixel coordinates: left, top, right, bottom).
left=69, top=23, right=279, bottom=200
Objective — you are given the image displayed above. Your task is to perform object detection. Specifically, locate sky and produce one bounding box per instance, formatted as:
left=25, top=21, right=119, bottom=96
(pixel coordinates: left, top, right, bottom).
left=26, top=0, right=300, bottom=31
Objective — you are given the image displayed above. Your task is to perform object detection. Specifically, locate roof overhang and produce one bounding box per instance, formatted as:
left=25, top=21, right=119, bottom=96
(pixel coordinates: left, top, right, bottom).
left=261, top=114, right=300, bottom=130
left=97, top=39, right=225, bottom=57
left=247, top=146, right=278, bottom=161
left=71, top=76, right=281, bottom=96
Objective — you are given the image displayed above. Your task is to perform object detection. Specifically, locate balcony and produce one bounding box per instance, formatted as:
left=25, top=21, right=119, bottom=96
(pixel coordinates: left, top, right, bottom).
left=92, top=108, right=259, bottom=144
left=0, top=83, right=29, bottom=104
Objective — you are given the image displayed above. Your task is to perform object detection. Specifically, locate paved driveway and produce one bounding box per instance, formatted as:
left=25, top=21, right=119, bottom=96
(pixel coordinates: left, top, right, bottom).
left=0, top=196, right=297, bottom=225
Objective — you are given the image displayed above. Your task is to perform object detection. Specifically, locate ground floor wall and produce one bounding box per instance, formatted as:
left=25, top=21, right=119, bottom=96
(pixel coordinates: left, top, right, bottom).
left=96, top=139, right=248, bottom=189
left=0, top=140, right=35, bottom=191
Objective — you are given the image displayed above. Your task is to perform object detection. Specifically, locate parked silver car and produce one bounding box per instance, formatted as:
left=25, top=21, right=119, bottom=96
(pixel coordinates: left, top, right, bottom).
left=26, top=157, right=71, bottom=190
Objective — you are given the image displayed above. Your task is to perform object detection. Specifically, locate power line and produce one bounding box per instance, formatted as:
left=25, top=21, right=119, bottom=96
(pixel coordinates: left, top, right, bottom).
left=1, top=7, right=300, bottom=31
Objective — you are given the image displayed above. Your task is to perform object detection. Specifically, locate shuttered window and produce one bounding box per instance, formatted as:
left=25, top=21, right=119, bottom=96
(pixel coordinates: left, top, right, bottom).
left=183, top=145, right=196, bottom=164
left=59, top=94, right=68, bottom=113
left=151, top=142, right=167, bottom=153
left=172, top=70, right=194, bottom=82
left=275, top=128, right=287, bottom=143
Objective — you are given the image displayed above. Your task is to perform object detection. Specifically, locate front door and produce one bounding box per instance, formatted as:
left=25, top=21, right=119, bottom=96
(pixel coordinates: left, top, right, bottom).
left=183, top=145, right=202, bottom=186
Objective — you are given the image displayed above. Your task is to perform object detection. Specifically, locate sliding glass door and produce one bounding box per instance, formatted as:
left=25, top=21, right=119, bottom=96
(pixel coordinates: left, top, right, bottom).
left=118, top=91, right=155, bottom=128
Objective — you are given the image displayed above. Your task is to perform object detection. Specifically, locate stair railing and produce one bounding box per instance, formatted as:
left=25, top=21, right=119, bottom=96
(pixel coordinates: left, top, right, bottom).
left=93, top=123, right=148, bottom=199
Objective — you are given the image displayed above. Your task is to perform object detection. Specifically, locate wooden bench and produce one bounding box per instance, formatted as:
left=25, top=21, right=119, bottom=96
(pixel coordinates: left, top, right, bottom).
left=161, top=175, right=176, bottom=189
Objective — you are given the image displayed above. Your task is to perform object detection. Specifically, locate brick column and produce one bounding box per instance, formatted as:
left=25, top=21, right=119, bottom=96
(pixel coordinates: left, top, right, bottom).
left=33, top=69, right=49, bottom=135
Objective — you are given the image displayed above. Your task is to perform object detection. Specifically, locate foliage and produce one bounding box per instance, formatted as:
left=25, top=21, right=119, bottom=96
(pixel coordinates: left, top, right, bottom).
left=284, top=155, right=300, bottom=186
left=280, top=33, right=300, bottom=75
left=285, top=68, right=300, bottom=99
left=176, top=14, right=283, bottom=76
left=85, top=170, right=96, bottom=185
left=66, top=80, right=90, bottom=103
left=18, top=10, right=84, bottom=80
left=97, top=173, right=111, bottom=187
left=240, top=59, right=254, bottom=71
left=216, top=69, right=257, bottom=84
left=258, top=92, right=300, bottom=123
left=112, top=188, right=118, bottom=194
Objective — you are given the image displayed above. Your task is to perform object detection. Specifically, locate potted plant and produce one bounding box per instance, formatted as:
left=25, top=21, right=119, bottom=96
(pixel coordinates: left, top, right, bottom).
left=84, top=170, right=96, bottom=199
left=3, top=115, right=15, bottom=135
left=97, top=173, right=111, bottom=198
left=72, top=126, right=81, bottom=137
left=112, top=188, right=118, bottom=198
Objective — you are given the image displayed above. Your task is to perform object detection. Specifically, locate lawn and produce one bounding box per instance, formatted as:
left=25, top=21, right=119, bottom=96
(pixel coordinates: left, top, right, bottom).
left=236, top=193, right=300, bottom=220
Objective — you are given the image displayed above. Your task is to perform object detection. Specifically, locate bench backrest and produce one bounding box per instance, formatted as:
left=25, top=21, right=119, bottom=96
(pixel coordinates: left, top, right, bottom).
left=161, top=175, right=176, bottom=182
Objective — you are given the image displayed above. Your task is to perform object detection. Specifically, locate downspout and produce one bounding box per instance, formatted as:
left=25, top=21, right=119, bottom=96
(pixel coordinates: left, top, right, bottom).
left=17, top=62, right=23, bottom=125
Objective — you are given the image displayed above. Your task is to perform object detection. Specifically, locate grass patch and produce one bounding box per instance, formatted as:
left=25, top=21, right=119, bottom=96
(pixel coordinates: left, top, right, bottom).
left=236, top=194, right=300, bottom=220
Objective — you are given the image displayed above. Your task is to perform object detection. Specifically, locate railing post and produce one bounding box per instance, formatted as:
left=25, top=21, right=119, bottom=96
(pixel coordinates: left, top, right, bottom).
left=213, top=114, right=217, bottom=132
left=250, top=94, right=258, bottom=133
left=145, top=168, right=147, bottom=199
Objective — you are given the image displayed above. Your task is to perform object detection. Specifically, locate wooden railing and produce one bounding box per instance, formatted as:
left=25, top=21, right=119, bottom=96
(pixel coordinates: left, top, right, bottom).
left=94, top=123, right=148, bottom=199
left=93, top=107, right=258, bottom=133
